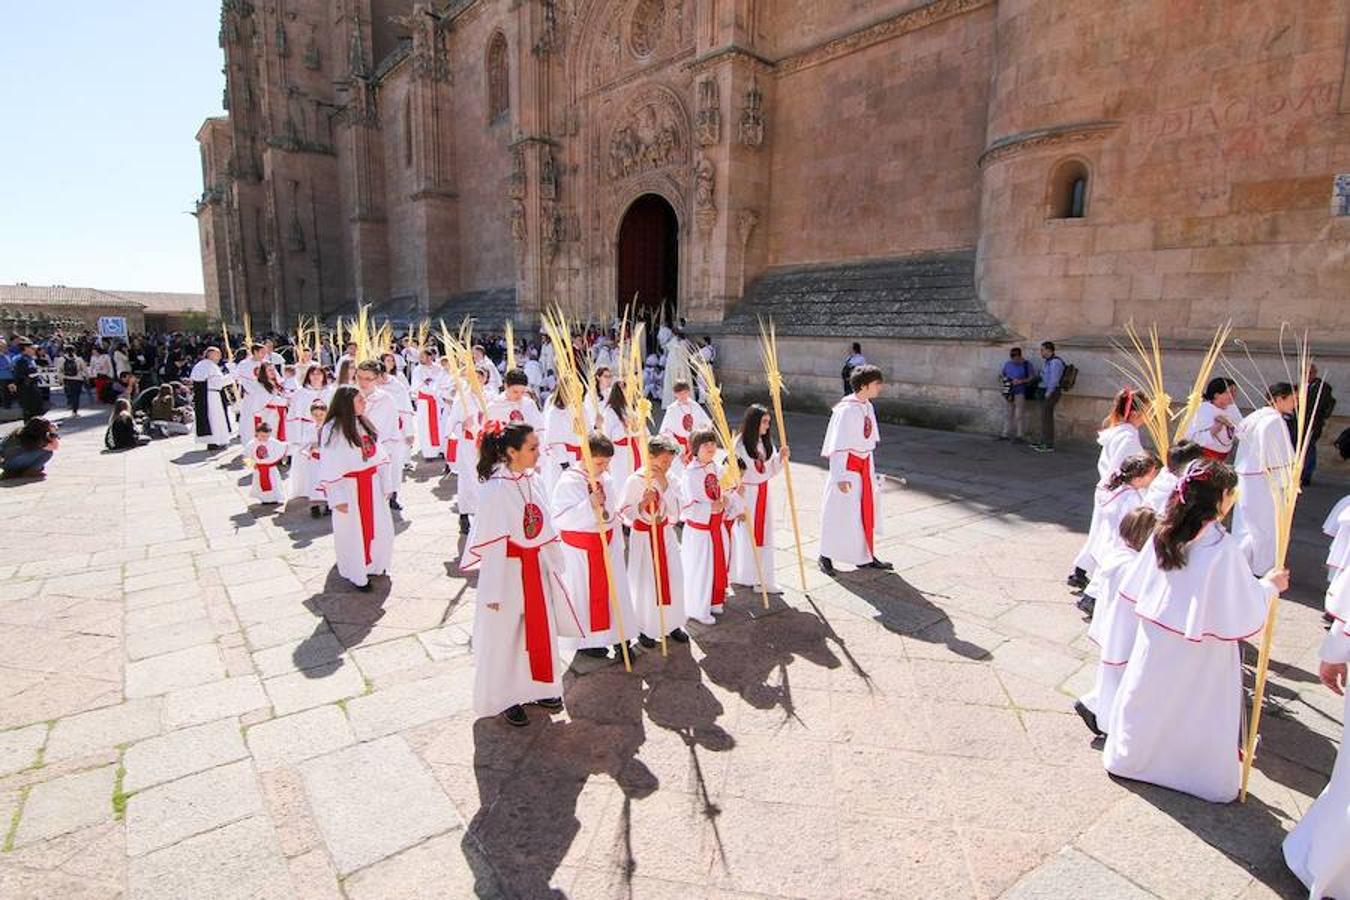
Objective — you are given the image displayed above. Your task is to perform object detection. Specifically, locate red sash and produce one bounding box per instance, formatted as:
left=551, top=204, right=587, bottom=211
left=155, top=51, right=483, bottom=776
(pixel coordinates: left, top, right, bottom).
left=505, top=540, right=554, bottom=683
left=751, top=480, right=768, bottom=547
left=256, top=460, right=278, bottom=493
left=632, top=518, right=673, bottom=606
left=846, top=453, right=875, bottom=555
left=345, top=466, right=379, bottom=565
left=446, top=437, right=458, bottom=463
left=560, top=529, right=615, bottom=630
left=614, top=436, right=642, bottom=471
left=686, top=513, right=728, bottom=607
left=672, top=433, right=691, bottom=464
left=1200, top=447, right=1227, bottom=461
left=417, top=392, right=441, bottom=448
left=562, top=443, right=583, bottom=462
left=266, top=404, right=288, bottom=441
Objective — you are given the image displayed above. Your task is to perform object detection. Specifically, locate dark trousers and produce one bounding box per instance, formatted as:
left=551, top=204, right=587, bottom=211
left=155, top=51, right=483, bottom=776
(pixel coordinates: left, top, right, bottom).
left=1302, top=440, right=1317, bottom=487
left=1, top=448, right=52, bottom=477
left=0, top=380, right=11, bottom=408
left=63, top=380, right=83, bottom=413
left=1040, top=390, right=1061, bottom=447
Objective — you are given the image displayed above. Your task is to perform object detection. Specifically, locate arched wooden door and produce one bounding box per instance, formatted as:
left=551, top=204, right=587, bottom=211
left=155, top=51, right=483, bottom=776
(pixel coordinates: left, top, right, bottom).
left=616, top=194, right=678, bottom=323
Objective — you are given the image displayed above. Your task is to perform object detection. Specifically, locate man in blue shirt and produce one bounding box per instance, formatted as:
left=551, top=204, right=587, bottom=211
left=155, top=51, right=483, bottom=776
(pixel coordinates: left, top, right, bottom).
left=0, top=336, right=15, bottom=410
left=997, top=347, right=1035, bottom=442
left=1033, top=341, right=1065, bottom=453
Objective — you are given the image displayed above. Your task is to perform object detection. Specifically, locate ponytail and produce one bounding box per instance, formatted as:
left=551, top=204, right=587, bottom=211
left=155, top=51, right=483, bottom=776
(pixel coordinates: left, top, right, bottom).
left=477, top=421, right=534, bottom=482
left=1105, top=451, right=1161, bottom=491
left=1153, top=459, right=1237, bottom=570
left=1102, top=387, right=1149, bottom=430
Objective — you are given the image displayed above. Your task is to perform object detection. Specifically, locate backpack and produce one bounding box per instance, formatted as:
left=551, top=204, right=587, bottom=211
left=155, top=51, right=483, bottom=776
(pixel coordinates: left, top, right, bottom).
left=1057, top=358, right=1079, bottom=392
left=63, top=357, right=78, bottom=378
left=1335, top=426, right=1350, bottom=461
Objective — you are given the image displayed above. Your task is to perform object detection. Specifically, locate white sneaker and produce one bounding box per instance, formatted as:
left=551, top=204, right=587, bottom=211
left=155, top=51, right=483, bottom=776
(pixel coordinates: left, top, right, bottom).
left=694, top=615, right=716, bottom=626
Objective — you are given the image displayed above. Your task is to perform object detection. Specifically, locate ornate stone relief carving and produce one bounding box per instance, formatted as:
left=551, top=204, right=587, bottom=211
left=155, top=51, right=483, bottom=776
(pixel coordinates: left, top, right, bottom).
left=606, top=88, right=686, bottom=181
left=393, top=4, right=450, bottom=83
left=694, top=153, right=716, bottom=237
left=540, top=147, right=559, bottom=200
left=509, top=199, right=527, bottom=244
left=738, top=77, right=764, bottom=148
left=736, top=208, right=759, bottom=247
left=509, top=147, right=527, bottom=199
left=629, top=0, right=665, bottom=58
left=695, top=77, right=721, bottom=147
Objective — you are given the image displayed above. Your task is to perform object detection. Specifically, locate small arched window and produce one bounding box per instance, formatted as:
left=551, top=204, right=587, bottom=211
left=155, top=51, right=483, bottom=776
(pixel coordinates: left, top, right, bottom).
left=1049, top=159, right=1090, bottom=219
left=487, top=32, right=509, bottom=123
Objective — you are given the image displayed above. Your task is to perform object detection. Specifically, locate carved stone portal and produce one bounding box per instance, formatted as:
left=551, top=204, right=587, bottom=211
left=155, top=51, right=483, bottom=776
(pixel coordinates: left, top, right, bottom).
left=607, top=88, right=687, bottom=181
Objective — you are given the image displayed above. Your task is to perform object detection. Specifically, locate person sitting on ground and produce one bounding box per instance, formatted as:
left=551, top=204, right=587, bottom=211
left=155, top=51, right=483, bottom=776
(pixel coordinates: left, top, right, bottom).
left=105, top=398, right=150, bottom=451
left=0, top=417, right=60, bottom=479
left=149, top=384, right=192, bottom=436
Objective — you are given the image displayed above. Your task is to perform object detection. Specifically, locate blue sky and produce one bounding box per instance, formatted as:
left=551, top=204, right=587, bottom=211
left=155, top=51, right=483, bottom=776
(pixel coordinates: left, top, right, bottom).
left=0, top=2, right=224, bottom=294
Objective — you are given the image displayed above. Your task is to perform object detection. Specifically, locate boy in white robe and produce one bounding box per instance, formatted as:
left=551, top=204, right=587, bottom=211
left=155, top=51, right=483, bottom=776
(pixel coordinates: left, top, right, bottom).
left=818, top=364, right=890, bottom=575
left=1068, top=388, right=1147, bottom=589
left=378, top=355, right=418, bottom=473
left=1231, top=383, right=1297, bottom=576
left=461, top=423, right=582, bottom=725
left=658, top=380, right=712, bottom=470
left=486, top=368, right=545, bottom=434
left=291, top=400, right=328, bottom=518
left=541, top=392, right=583, bottom=496
left=681, top=432, right=737, bottom=625
left=619, top=435, right=689, bottom=647
left=190, top=349, right=235, bottom=448
left=1283, top=573, right=1350, bottom=896
left=1103, top=459, right=1287, bottom=803
left=1186, top=377, right=1243, bottom=461
left=448, top=366, right=494, bottom=534
left=315, top=387, right=396, bottom=591
left=411, top=349, right=452, bottom=460
left=1074, top=506, right=1157, bottom=737
left=243, top=422, right=288, bottom=506
left=551, top=434, right=636, bottom=661
left=356, top=360, right=409, bottom=511
left=732, top=405, right=789, bottom=594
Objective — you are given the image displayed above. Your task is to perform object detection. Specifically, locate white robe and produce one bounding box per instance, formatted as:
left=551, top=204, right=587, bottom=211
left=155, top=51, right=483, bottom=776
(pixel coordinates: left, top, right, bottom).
left=485, top=395, right=544, bottom=434
left=551, top=468, right=636, bottom=651
left=818, top=396, right=882, bottom=566
left=381, top=377, right=417, bottom=475
left=447, top=393, right=487, bottom=516
left=1231, top=406, right=1294, bottom=576
left=256, top=392, right=290, bottom=449
left=287, top=385, right=334, bottom=444
left=1103, top=527, right=1272, bottom=802
left=461, top=469, right=582, bottom=716
left=1187, top=400, right=1243, bottom=457
left=1324, top=501, right=1350, bottom=583
left=1078, top=485, right=1148, bottom=582
left=660, top=340, right=693, bottom=407
left=190, top=359, right=235, bottom=445
left=602, top=407, right=642, bottom=494
left=243, top=438, right=289, bottom=504
left=680, top=460, right=736, bottom=624
left=1073, top=424, right=1145, bottom=574
left=315, top=424, right=395, bottom=588
left=541, top=403, right=583, bottom=496
left=362, top=387, right=407, bottom=495
left=732, top=439, right=783, bottom=592
left=1079, top=546, right=1142, bottom=723
left=658, top=399, right=712, bottom=465
left=411, top=364, right=453, bottom=459
left=233, top=359, right=267, bottom=446
left=619, top=470, right=686, bottom=639
left=1283, top=624, right=1350, bottom=898
left=1143, top=468, right=1177, bottom=515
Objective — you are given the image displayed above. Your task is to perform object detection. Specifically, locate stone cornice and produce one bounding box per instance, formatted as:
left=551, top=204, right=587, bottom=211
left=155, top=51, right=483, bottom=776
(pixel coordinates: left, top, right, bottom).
left=978, top=120, right=1121, bottom=167
left=581, top=47, right=697, bottom=100
left=686, top=45, right=775, bottom=77
left=773, top=0, right=994, bottom=78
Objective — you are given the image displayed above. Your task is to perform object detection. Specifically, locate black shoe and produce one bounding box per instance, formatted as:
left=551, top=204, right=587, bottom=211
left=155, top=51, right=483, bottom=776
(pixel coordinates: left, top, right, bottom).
left=818, top=556, right=837, bottom=577
left=322, top=506, right=332, bottom=517
left=669, top=628, right=689, bottom=644
left=1073, top=700, right=1104, bottom=737
left=1075, top=594, right=1096, bottom=618
left=533, top=697, right=564, bottom=711
left=442, top=464, right=452, bottom=476
left=356, top=582, right=372, bottom=592
left=612, top=642, right=630, bottom=658
left=502, top=704, right=529, bottom=727
left=637, top=634, right=658, bottom=649
left=459, top=514, right=470, bottom=535
left=1066, top=569, right=1089, bottom=590
left=389, top=495, right=403, bottom=511
left=310, top=506, right=321, bottom=519
left=863, top=558, right=894, bottom=571
left=578, top=647, right=610, bottom=660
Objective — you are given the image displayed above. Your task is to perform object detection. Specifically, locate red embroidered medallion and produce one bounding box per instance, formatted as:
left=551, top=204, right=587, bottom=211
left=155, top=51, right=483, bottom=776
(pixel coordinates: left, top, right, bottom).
left=360, top=434, right=376, bottom=460
left=704, top=472, right=721, bottom=500
left=682, top=413, right=693, bottom=431
left=509, top=409, right=524, bottom=423
left=522, top=502, right=544, bottom=540
left=755, top=459, right=766, bottom=474
left=863, top=417, right=873, bottom=439
left=255, top=446, right=268, bottom=460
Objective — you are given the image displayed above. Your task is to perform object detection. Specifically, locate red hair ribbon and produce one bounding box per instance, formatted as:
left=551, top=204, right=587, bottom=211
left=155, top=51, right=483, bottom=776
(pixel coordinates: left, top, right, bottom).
left=1122, top=387, right=1135, bottom=422
left=481, top=419, right=504, bottom=439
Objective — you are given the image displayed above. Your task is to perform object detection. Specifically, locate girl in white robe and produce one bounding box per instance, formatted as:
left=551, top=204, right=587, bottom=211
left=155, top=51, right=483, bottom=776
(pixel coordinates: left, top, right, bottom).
left=447, top=367, right=492, bottom=532
left=732, top=405, right=789, bottom=594
left=485, top=370, right=545, bottom=434
left=681, top=432, right=736, bottom=625
left=1077, top=452, right=1160, bottom=592
left=243, top=424, right=289, bottom=505
left=1185, top=377, right=1243, bottom=461
left=1283, top=574, right=1350, bottom=896
left=551, top=435, right=636, bottom=660
left=378, top=355, right=417, bottom=476
left=1068, top=388, right=1148, bottom=588
left=541, top=391, right=583, bottom=496
left=251, top=363, right=290, bottom=448
left=818, top=366, right=887, bottom=573
left=232, top=352, right=266, bottom=445
left=1074, top=506, right=1158, bottom=737
left=619, top=436, right=689, bottom=646
left=290, top=400, right=328, bottom=517
left=1103, top=459, right=1287, bottom=803
left=410, top=353, right=452, bottom=460
left=286, top=364, right=333, bottom=445
left=1231, top=384, right=1297, bottom=576
left=602, top=383, right=643, bottom=496
left=315, top=386, right=396, bottom=591
left=460, top=423, right=582, bottom=726
left=1323, top=498, right=1350, bottom=584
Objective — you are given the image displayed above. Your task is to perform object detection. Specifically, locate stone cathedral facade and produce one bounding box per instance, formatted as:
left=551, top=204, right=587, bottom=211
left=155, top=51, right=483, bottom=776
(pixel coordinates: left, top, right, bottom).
left=197, top=0, right=1350, bottom=437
